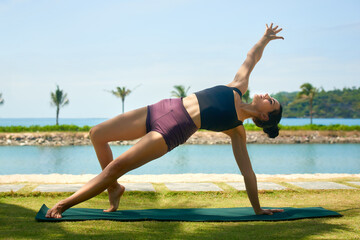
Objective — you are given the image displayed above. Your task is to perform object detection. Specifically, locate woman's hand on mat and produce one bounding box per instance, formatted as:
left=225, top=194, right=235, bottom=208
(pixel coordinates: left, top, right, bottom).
left=264, top=23, right=284, bottom=41
left=46, top=202, right=64, bottom=218
left=255, top=208, right=284, bottom=215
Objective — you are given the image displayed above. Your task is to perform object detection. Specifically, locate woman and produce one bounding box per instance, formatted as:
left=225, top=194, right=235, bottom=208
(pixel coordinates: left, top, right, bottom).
left=46, top=23, right=284, bottom=218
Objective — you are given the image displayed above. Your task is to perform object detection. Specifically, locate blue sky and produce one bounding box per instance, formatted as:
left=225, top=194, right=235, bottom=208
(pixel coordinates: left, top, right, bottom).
left=1, top=0, right=359, bottom=118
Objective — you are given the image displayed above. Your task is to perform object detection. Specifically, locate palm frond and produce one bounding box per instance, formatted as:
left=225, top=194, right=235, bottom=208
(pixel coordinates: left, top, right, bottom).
left=50, top=86, right=70, bottom=107
left=0, top=93, right=4, bottom=105
left=108, top=86, right=134, bottom=113
left=50, top=92, right=58, bottom=107
left=110, top=86, right=132, bottom=98
left=61, top=98, right=70, bottom=107
left=243, top=89, right=250, bottom=103
left=171, top=85, right=190, bottom=98
left=50, top=85, right=69, bottom=125
left=297, top=83, right=318, bottom=99
left=296, top=83, right=318, bottom=124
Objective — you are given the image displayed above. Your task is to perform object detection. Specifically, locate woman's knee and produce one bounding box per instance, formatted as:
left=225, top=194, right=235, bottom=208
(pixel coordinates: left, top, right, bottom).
left=104, top=158, right=129, bottom=179
left=89, top=125, right=105, bottom=144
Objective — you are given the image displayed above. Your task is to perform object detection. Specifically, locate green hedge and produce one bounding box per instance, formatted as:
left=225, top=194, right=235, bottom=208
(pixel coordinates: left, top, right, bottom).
left=0, top=124, right=359, bottom=133
left=242, top=123, right=360, bottom=131
left=277, top=124, right=360, bottom=131
left=0, top=125, right=92, bottom=132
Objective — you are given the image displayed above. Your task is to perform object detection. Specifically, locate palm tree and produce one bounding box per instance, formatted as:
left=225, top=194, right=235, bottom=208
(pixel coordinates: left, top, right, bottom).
left=109, top=86, right=132, bottom=114
left=171, top=85, right=190, bottom=98
left=297, top=83, right=318, bottom=124
left=50, top=85, right=69, bottom=125
left=0, top=93, right=4, bottom=105
left=242, top=89, right=250, bottom=103
left=242, top=90, right=251, bottom=123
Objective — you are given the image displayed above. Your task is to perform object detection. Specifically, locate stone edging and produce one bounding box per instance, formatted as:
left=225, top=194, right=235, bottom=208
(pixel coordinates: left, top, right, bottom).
left=0, top=130, right=360, bottom=146
left=1, top=173, right=360, bottom=184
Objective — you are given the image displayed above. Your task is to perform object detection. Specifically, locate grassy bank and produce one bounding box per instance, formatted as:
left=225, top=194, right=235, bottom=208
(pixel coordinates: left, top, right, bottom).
left=0, top=125, right=92, bottom=133
left=0, top=182, right=359, bottom=239
left=0, top=124, right=359, bottom=132
left=245, top=124, right=360, bottom=131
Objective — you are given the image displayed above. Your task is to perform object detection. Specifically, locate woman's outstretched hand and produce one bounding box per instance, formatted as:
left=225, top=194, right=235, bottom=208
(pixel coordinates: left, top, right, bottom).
left=255, top=208, right=284, bottom=215
left=264, top=23, right=284, bottom=40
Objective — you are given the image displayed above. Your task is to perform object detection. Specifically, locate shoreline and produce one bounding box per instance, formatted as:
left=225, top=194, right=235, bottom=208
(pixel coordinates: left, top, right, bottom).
left=1, top=173, right=360, bottom=184
left=1, top=130, right=360, bottom=146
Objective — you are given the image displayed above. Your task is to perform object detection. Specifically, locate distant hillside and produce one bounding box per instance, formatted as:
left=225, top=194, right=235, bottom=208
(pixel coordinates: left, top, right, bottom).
left=271, top=87, right=360, bottom=118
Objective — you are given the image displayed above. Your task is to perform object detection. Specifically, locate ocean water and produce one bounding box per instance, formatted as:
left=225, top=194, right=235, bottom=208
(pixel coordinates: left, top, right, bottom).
left=1, top=144, right=359, bottom=175
left=0, top=118, right=360, bottom=127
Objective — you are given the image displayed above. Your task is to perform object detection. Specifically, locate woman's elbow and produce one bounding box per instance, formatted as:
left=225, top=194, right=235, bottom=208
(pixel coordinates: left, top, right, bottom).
left=241, top=169, right=256, bottom=179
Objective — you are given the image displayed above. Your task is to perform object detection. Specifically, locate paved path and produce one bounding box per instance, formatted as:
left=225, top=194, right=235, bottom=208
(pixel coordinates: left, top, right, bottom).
left=1, top=181, right=359, bottom=192
left=0, top=184, right=25, bottom=192
left=165, top=183, right=223, bottom=191
left=228, top=182, right=287, bottom=190
left=286, top=181, right=356, bottom=190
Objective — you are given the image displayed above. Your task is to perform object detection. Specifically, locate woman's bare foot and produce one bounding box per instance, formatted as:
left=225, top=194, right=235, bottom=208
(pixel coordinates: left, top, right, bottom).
left=46, top=201, right=65, bottom=219
left=104, top=183, right=125, bottom=212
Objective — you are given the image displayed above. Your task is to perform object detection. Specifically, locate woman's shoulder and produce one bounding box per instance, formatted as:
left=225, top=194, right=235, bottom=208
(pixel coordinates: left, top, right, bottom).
left=222, top=125, right=246, bottom=140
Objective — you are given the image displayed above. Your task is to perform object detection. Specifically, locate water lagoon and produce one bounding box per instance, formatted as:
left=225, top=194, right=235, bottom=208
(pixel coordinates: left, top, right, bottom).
left=1, top=118, right=360, bottom=126
left=1, top=144, right=359, bottom=175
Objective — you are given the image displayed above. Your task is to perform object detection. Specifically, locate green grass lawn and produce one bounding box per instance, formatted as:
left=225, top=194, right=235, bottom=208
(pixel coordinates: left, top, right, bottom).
left=1, top=182, right=360, bottom=240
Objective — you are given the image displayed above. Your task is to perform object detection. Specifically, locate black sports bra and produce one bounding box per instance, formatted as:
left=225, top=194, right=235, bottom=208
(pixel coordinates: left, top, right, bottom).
left=194, top=85, right=243, bottom=132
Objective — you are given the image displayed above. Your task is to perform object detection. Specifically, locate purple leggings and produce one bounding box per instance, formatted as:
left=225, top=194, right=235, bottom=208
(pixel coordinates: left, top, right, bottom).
left=146, top=98, right=198, bottom=152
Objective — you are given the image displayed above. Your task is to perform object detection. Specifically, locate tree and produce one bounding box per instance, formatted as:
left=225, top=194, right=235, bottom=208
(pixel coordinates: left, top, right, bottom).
left=0, top=93, right=4, bottom=105
left=242, top=90, right=251, bottom=123
left=109, top=86, right=132, bottom=114
left=171, top=85, right=190, bottom=98
left=297, top=83, right=318, bottom=124
left=257, top=87, right=360, bottom=118
left=50, top=85, right=69, bottom=125
left=242, top=89, right=250, bottom=103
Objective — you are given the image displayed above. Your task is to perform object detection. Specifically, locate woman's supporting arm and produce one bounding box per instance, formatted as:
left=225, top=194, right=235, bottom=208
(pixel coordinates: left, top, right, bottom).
left=234, top=23, right=284, bottom=94
left=229, top=127, right=261, bottom=213
left=228, top=127, right=284, bottom=215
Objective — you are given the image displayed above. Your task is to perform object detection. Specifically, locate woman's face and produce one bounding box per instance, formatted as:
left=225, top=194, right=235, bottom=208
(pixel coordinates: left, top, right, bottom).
left=253, top=94, right=280, bottom=114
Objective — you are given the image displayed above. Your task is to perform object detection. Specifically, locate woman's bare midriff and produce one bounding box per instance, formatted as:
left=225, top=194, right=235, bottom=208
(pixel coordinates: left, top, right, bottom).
left=182, top=94, right=201, bottom=129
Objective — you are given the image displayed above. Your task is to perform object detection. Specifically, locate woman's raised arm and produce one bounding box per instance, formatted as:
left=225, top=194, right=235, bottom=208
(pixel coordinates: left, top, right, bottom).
left=233, top=23, right=284, bottom=94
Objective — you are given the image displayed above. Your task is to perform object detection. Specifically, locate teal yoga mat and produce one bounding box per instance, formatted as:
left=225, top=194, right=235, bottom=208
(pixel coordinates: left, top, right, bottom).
left=35, top=204, right=341, bottom=222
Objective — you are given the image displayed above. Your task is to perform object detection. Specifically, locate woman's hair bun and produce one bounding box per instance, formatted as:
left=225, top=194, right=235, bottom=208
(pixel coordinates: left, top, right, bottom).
left=252, top=104, right=283, bottom=139
left=263, top=125, right=279, bottom=138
